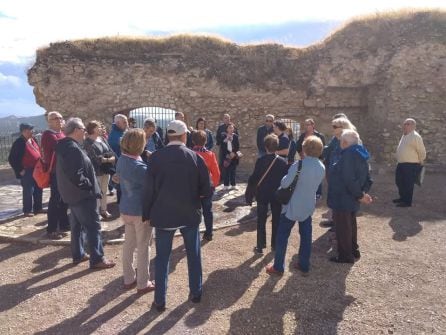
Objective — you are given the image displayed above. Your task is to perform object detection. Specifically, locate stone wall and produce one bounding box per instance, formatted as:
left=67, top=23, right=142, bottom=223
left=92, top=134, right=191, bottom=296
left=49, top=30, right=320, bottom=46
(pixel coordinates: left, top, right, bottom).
left=28, top=11, right=446, bottom=171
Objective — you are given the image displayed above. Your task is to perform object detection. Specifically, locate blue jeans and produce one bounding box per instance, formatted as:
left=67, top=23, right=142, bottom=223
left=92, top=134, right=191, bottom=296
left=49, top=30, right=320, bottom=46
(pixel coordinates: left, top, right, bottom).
left=201, top=194, right=213, bottom=236
left=69, top=197, right=104, bottom=266
left=47, top=173, right=69, bottom=233
left=20, top=168, right=42, bottom=213
left=155, top=226, right=202, bottom=306
left=273, top=214, right=312, bottom=273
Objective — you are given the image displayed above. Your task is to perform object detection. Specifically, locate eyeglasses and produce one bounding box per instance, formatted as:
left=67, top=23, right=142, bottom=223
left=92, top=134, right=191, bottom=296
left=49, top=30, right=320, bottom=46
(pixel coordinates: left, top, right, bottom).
left=332, top=125, right=342, bottom=129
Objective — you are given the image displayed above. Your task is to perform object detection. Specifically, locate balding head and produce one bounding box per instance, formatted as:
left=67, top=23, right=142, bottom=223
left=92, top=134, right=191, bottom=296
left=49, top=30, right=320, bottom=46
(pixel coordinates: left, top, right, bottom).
left=47, top=111, right=64, bottom=131
left=403, top=118, right=416, bottom=135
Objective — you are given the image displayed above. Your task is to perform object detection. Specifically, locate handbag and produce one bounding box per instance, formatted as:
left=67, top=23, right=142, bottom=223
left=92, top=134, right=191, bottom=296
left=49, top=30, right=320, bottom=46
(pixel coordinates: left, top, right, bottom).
left=99, top=151, right=116, bottom=175
left=245, top=156, right=278, bottom=205
left=415, top=165, right=425, bottom=186
left=275, top=160, right=303, bottom=205
left=33, top=153, right=55, bottom=189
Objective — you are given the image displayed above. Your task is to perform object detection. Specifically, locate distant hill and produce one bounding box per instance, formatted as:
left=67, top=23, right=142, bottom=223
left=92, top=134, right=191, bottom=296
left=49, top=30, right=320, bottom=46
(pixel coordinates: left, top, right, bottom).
left=0, top=114, right=47, bottom=135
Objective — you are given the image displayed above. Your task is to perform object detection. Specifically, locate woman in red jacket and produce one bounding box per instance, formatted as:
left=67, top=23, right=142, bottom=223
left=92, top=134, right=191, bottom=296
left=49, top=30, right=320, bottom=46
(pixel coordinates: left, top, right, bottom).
left=8, top=123, right=43, bottom=217
left=192, top=130, right=220, bottom=241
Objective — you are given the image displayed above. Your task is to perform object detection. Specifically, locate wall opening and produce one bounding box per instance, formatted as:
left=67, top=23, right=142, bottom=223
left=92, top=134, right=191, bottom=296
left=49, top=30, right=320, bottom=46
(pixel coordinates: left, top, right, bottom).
left=282, top=118, right=301, bottom=138
left=128, top=106, right=177, bottom=133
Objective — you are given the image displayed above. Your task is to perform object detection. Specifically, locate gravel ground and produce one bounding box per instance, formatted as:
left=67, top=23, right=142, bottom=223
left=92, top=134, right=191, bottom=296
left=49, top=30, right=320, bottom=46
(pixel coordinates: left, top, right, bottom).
left=0, top=171, right=445, bottom=335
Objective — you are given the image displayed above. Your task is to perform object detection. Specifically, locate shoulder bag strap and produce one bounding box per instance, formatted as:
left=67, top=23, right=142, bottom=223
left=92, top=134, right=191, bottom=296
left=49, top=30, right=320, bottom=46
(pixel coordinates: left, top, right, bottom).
left=290, top=159, right=303, bottom=188
left=47, top=152, right=55, bottom=172
left=257, top=156, right=278, bottom=188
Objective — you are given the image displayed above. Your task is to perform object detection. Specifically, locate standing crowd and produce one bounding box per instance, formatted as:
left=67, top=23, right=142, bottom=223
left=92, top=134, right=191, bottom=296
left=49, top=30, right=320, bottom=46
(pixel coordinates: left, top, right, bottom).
left=8, top=109, right=426, bottom=311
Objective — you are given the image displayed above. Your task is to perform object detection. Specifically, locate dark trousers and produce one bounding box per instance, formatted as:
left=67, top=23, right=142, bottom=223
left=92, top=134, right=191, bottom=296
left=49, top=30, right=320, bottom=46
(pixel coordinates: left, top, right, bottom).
left=155, top=226, right=202, bottom=306
left=69, top=197, right=104, bottom=266
left=223, top=161, right=236, bottom=186
left=218, top=149, right=225, bottom=183
left=201, top=193, right=214, bottom=235
left=47, top=173, right=69, bottom=233
left=333, top=210, right=358, bottom=262
left=395, top=163, right=421, bottom=206
left=20, top=168, right=42, bottom=214
left=256, top=199, right=281, bottom=249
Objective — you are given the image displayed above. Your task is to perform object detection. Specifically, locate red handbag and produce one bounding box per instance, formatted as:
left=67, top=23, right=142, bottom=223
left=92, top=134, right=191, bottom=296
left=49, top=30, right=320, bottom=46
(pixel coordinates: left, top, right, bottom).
left=33, top=154, right=54, bottom=189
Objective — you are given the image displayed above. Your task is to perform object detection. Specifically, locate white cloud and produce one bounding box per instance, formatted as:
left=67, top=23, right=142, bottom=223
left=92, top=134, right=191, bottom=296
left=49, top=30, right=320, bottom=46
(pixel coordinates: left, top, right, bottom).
left=0, top=72, right=21, bottom=87
left=0, top=0, right=444, bottom=63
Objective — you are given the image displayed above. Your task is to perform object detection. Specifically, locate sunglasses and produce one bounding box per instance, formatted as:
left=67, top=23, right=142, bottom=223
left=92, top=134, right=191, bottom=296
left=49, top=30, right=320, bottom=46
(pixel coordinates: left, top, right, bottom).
left=332, top=125, right=342, bottom=129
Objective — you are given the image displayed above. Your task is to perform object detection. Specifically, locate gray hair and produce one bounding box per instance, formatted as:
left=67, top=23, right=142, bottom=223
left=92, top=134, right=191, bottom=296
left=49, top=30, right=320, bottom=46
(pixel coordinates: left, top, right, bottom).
left=47, top=111, right=62, bottom=121
left=64, top=117, right=84, bottom=135
left=340, top=129, right=360, bottom=146
left=265, top=114, right=275, bottom=120
left=404, top=118, right=416, bottom=126
left=143, top=118, right=156, bottom=128
left=114, top=114, right=127, bottom=123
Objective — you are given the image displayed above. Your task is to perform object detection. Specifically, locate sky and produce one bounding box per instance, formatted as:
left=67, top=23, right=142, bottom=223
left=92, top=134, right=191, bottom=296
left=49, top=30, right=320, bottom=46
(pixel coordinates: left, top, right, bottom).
left=0, top=0, right=444, bottom=117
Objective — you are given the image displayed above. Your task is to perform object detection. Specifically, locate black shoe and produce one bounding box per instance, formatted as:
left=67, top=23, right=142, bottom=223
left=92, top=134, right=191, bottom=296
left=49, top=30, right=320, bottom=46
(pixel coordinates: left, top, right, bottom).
left=352, top=250, right=361, bottom=259
left=328, top=227, right=335, bottom=233
left=203, top=233, right=213, bottom=241
left=392, top=198, right=403, bottom=203
left=329, top=256, right=354, bottom=264
left=396, top=203, right=411, bottom=207
left=320, top=220, right=334, bottom=228
left=152, top=302, right=166, bottom=312
left=189, top=294, right=202, bottom=303
left=60, top=226, right=71, bottom=233
left=253, top=247, right=264, bottom=254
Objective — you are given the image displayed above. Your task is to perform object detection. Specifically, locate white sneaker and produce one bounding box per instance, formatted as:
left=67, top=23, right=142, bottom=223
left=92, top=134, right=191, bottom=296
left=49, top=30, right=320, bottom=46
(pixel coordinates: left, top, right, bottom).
left=230, top=185, right=237, bottom=190
left=223, top=186, right=229, bottom=191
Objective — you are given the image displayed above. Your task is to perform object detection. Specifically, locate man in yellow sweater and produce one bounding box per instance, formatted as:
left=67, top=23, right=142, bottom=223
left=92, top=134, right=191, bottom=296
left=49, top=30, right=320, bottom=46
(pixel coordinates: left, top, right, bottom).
left=394, top=118, right=426, bottom=207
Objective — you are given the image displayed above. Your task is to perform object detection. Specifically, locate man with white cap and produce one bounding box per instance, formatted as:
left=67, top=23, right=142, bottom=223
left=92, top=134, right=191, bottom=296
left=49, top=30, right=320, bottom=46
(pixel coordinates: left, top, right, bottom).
left=143, top=119, right=211, bottom=312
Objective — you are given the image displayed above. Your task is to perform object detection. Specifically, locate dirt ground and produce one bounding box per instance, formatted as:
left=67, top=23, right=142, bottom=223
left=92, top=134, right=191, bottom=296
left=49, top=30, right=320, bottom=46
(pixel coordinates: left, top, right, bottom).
left=0, top=170, right=445, bottom=335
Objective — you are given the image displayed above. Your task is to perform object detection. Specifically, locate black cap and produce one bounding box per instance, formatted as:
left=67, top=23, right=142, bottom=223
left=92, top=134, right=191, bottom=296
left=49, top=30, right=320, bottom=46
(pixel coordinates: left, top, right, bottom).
left=19, top=123, right=34, bottom=132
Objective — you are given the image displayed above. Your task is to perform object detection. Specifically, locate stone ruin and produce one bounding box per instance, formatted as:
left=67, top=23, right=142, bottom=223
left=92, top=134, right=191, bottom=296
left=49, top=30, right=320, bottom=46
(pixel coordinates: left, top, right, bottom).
left=28, top=11, right=446, bottom=171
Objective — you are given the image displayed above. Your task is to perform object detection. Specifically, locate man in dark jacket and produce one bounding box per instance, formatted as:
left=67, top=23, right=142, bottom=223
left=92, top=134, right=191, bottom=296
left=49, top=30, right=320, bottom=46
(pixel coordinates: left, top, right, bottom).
left=247, top=134, right=288, bottom=254
left=327, top=129, right=373, bottom=263
left=8, top=123, right=43, bottom=217
left=143, top=120, right=211, bottom=312
left=56, top=117, right=115, bottom=270
left=256, top=114, right=275, bottom=157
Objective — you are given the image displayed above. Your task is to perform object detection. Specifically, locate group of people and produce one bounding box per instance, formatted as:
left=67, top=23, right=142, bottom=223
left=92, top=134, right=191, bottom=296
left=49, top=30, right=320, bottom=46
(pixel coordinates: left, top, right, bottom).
left=8, top=108, right=426, bottom=311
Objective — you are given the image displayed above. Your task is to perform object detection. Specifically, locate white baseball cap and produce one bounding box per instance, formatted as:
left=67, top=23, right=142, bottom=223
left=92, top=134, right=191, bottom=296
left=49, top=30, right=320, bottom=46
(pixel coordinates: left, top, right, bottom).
left=167, top=120, right=187, bottom=136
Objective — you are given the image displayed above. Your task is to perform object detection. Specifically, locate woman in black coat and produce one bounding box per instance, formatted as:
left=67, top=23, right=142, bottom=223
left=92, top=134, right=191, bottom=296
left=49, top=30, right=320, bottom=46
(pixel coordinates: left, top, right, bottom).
left=246, top=134, right=288, bottom=254
left=220, top=123, right=239, bottom=190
